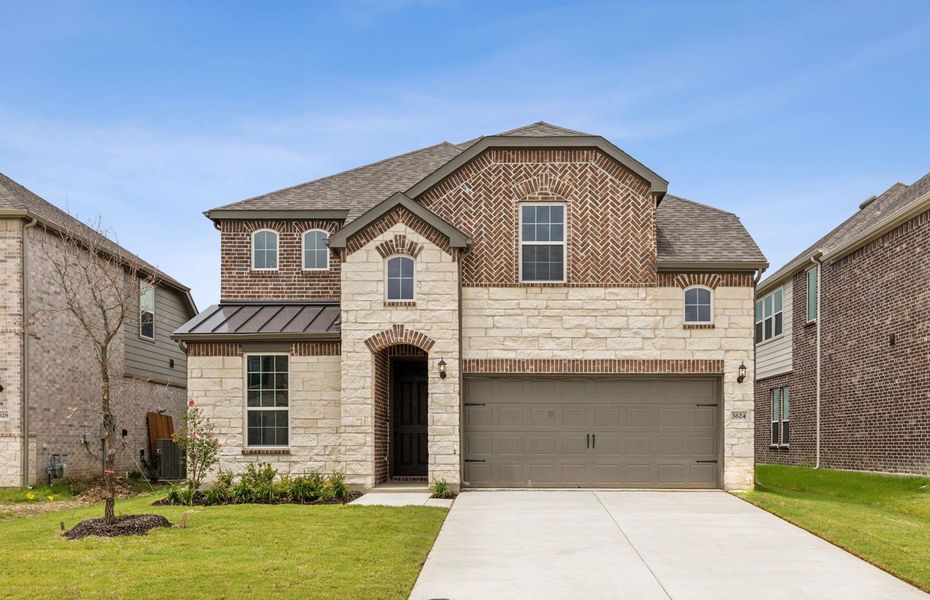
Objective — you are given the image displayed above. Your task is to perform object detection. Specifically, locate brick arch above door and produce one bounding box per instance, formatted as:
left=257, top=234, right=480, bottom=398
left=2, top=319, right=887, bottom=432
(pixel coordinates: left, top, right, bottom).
left=364, top=324, right=436, bottom=354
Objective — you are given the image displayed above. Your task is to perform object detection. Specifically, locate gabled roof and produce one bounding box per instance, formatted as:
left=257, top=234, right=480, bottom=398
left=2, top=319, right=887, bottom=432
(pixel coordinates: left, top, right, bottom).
left=656, top=195, right=767, bottom=270
left=0, top=172, right=197, bottom=315
left=173, top=302, right=340, bottom=342
left=758, top=170, right=930, bottom=295
left=328, top=192, right=471, bottom=250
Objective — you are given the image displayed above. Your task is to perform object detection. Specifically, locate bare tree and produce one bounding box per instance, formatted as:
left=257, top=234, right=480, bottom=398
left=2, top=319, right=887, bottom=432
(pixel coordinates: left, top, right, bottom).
left=38, top=217, right=156, bottom=523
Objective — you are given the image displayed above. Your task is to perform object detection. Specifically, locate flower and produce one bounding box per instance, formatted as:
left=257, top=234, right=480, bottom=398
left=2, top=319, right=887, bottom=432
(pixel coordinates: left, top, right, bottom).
left=46, top=495, right=55, bottom=502
left=188, top=398, right=195, bottom=407
left=25, top=491, right=36, bottom=501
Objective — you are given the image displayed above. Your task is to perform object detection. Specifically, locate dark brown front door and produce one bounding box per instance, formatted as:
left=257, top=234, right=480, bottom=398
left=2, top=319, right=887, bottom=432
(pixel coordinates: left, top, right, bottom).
left=391, top=360, right=428, bottom=477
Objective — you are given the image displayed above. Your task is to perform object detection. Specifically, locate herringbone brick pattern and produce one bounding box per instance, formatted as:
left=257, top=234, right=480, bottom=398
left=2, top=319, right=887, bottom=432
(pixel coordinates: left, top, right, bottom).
left=345, top=207, right=451, bottom=256
left=418, top=148, right=657, bottom=287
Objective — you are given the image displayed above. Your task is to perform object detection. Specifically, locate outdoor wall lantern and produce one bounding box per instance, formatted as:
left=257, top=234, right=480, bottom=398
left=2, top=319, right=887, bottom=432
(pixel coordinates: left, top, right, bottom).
left=438, top=357, right=447, bottom=379
left=0, top=377, right=4, bottom=392
left=737, top=361, right=747, bottom=384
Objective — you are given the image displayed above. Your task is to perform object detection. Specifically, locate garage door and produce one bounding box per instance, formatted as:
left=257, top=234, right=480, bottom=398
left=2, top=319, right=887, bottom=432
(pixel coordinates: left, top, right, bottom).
left=463, top=377, right=720, bottom=488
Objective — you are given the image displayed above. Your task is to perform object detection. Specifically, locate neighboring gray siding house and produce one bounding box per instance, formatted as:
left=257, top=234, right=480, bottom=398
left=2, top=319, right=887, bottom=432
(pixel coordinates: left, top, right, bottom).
left=0, top=173, right=197, bottom=486
left=754, top=172, right=930, bottom=475
left=176, top=122, right=767, bottom=491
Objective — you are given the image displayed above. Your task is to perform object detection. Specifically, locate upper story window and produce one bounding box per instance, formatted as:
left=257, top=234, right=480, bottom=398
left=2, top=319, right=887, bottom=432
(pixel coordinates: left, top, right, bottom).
left=806, top=267, right=818, bottom=322
left=755, top=287, right=783, bottom=344
left=303, top=229, right=329, bottom=270
left=386, top=256, right=415, bottom=301
left=684, top=287, right=713, bottom=324
left=139, top=281, right=155, bottom=340
left=252, top=229, right=278, bottom=270
left=771, top=386, right=790, bottom=446
left=246, top=354, right=289, bottom=447
left=520, top=204, right=565, bottom=283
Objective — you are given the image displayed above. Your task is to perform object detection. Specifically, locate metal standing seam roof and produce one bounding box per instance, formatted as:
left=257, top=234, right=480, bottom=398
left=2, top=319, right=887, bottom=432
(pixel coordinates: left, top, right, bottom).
left=173, top=302, right=341, bottom=341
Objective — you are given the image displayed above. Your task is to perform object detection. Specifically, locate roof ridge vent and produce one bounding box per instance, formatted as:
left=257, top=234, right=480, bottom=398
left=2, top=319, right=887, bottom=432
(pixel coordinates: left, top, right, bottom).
left=858, top=195, right=877, bottom=210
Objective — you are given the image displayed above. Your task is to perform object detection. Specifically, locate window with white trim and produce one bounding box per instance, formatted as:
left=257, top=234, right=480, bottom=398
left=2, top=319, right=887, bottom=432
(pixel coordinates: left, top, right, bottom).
left=252, top=230, right=278, bottom=270
left=684, top=287, right=713, bottom=323
left=386, top=256, right=414, bottom=301
left=755, top=287, right=783, bottom=344
left=246, top=355, right=289, bottom=446
left=806, top=267, right=818, bottom=322
left=520, top=203, right=565, bottom=282
left=771, top=386, right=790, bottom=446
left=303, top=229, right=329, bottom=270
left=139, top=281, right=155, bottom=340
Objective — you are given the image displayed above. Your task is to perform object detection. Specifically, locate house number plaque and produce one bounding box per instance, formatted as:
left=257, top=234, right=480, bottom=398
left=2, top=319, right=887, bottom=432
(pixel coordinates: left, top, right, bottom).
left=731, top=410, right=748, bottom=421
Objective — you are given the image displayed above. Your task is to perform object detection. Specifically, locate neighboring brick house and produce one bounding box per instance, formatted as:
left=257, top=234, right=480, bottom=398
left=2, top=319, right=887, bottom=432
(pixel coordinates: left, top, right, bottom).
left=0, top=174, right=197, bottom=486
left=755, top=172, right=930, bottom=476
left=175, top=122, right=767, bottom=491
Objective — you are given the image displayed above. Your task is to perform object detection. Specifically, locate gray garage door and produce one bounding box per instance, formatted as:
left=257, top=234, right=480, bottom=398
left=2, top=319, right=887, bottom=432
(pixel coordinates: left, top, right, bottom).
left=463, top=377, right=720, bottom=488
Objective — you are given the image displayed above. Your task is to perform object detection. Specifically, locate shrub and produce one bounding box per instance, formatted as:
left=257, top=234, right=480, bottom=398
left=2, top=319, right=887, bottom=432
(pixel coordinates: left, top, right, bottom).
left=231, top=481, right=253, bottom=504
left=165, top=483, right=185, bottom=505
left=173, top=398, right=221, bottom=491
left=272, top=476, right=293, bottom=502
left=216, top=469, right=234, bottom=487
left=253, top=482, right=277, bottom=504
left=127, top=470, right=143, bottom=482
left=430, top=479, right=455, bottom=499
left=323, top=472, right=349, bottom=502
left=289, top=474, right=323, bottom=503
left=241, top=463, right=277, bottom=489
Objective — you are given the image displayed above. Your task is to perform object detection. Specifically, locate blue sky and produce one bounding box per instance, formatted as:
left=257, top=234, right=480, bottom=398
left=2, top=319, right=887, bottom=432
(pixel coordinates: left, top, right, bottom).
left=2, top=0, right=929, bottom=307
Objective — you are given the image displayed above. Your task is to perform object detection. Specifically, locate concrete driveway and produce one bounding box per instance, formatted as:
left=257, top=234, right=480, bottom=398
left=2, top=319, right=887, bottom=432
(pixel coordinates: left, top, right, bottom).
left=410, top=491, right=926, bottom=600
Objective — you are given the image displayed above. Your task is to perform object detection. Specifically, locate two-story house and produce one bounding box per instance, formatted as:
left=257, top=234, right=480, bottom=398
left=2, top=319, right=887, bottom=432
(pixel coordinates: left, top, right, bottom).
left=0, top=173, right=197, bottom=486
left=755, top=171, right=930, bottom=476
left=175, top=122, right=766, bottom=491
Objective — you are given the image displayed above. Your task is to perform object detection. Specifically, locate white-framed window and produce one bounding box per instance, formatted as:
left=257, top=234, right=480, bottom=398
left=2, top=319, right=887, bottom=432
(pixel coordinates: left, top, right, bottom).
left=519, top=203, right=565, bottom=283
left=302, top=229, right=329, bottom=270
left=245, top=354, right=289, bottom=447
left=684, top=286, right=713, bottom=324
left=251, top=229, right=278, bottom=270
left=386, top=255, right=415, bottom=301
left=771, top=386, right=790, bottom=446
left=755, top=287, right=783, bottom=344
left=806, top=267, right=818, bottom=322
left=139, top=281, right=155, bottom=340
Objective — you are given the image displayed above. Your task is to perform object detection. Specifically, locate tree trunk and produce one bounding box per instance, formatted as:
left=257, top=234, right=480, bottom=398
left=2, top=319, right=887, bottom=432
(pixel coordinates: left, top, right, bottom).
left=101, top=357, right=116, bottom=524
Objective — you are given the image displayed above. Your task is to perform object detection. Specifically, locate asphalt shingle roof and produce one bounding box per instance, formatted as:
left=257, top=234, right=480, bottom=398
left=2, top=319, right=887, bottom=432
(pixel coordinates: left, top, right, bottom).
left=0, top=172, right=194, bottom=306
left=760, top=170, right=930, bottom=287
left=208, top=122, right=765, bottom=269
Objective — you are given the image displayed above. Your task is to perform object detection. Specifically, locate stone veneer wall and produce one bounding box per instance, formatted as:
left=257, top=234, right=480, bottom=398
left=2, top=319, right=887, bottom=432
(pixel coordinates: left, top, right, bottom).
left=461, top=284, right=756, bottom=490
left=341, top=221, right=461, bottom=488
left=0, top=219, right=30, bottom=486
left=187, top=348, right=344, bottom=476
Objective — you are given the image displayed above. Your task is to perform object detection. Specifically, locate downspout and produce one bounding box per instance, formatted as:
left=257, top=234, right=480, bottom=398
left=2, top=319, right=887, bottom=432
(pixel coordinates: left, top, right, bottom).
left=811, top=251, right=823, bottom=469
left=20, top=217, right=38, bottom=486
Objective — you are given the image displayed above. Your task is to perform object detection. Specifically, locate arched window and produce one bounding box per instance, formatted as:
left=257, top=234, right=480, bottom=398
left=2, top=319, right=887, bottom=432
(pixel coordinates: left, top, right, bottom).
left=386, top=256, right=415, bottom=301
left=684, top=286, right=713, bottom=324
left=252, top=229, right=278, bottom=270
left=302, top=229, right=329, bottom=270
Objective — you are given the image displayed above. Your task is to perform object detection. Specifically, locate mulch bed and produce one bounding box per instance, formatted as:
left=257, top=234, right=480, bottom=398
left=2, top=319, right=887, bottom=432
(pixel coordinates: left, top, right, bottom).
left=64, top=514, right=172, bottom=540
left=152, top=490, right=362, bottom=507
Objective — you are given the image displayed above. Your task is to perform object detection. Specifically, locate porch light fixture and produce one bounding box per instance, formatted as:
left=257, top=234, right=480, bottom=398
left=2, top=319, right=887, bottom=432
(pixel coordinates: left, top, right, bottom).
left=438, top=357, right=447, bottom=379
left=737, top=361, right=747, bottom=384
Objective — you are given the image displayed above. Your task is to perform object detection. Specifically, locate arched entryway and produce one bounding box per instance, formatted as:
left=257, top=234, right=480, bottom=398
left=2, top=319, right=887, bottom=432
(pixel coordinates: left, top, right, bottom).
left=373, top=344, right=428, bottom=484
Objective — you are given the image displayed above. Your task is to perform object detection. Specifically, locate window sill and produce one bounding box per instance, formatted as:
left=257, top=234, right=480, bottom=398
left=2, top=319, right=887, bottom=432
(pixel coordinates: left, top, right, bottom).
left=242, top=448, right=290, bottom=455
left=768, top=444, right=790, bottom=449
left=384, top=301, right=416, bottom=307
left=805, top=320, right=817, bottom=328
left=683, top=323, right=715, bottom=329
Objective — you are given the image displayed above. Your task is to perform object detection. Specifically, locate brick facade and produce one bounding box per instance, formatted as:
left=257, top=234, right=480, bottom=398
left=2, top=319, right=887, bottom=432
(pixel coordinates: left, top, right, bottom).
left=418, top=148, right=657, bottom=287
left=755, top=207, right=930, bottom=475
left=220, top=219, right=343, bottom=301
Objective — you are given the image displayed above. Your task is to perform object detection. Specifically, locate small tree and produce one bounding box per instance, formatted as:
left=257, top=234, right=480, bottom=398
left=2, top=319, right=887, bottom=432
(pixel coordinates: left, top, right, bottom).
left=39, top=216, right=155, bottom=523
left=173, top=398, right=220, bottom=493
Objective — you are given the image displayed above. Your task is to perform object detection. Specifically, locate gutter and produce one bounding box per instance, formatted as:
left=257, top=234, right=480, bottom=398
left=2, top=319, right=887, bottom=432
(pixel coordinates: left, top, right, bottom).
left=21, top=217, right=37, bottom=486
left=811, top=251, right=823, bottom=469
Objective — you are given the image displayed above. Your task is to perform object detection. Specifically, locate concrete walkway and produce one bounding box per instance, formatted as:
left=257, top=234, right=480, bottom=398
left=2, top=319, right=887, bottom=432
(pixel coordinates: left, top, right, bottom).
left=410, top=490, right=927, bottom=600
left=349, top=492, right=453, bottom=508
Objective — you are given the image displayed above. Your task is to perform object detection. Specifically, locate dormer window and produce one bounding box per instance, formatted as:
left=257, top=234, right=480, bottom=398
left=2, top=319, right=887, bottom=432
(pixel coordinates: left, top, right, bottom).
left=303, top=229, right=329, bottom=270
left=520, top=203, right=565, bottom=282
left=386, top=256, right=414, bottom=301
left=252, top=230, right=278, bottom=270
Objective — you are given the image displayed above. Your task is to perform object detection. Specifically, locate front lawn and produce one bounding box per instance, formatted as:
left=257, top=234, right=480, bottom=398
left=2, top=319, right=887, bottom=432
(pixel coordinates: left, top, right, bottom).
left=742, top=464, right=930, bottom=592
left=0, top=494, right=447, bottom=599
left=0, top=482, right=75, bottom=503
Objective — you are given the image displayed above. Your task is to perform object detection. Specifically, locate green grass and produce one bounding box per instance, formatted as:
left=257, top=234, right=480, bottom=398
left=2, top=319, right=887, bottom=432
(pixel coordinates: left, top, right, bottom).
left=0, top=494, right=447, bottom=599
left=0, top=483, right=75, bottom=503
left=743, top=464, right=930, bottom=592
